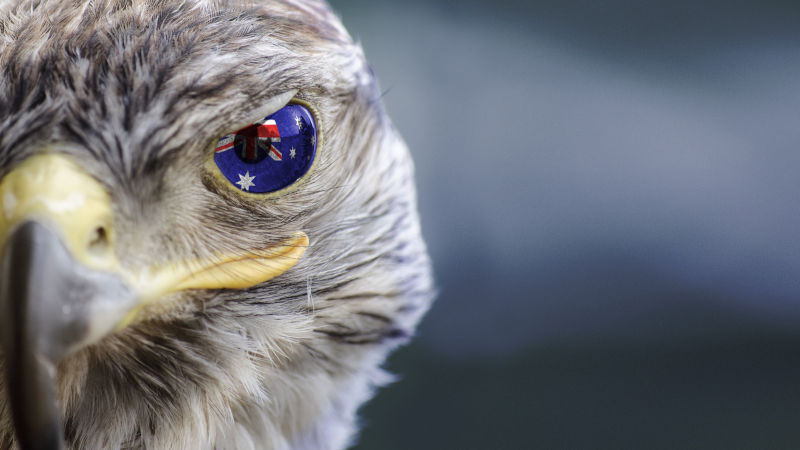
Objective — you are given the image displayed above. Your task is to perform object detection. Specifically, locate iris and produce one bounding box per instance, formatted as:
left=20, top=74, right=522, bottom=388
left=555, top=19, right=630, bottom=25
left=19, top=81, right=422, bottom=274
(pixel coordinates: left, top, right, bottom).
left=214, top=103, right=317, bottom=193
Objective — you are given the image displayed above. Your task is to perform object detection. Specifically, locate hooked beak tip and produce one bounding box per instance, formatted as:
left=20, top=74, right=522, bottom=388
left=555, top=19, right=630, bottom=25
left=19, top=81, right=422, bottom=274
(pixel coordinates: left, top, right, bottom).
left=0, top=221, right=134, bottom=450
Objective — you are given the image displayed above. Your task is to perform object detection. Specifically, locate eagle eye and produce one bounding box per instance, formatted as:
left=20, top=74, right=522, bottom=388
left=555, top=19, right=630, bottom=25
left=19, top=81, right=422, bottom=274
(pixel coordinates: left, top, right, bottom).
left=213, top=103, right=318, bottom=193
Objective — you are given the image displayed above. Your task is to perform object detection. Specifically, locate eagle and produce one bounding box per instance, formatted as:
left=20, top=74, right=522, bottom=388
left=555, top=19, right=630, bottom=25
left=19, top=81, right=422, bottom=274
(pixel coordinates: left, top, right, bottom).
left=0, top=0, right=433, bottom=448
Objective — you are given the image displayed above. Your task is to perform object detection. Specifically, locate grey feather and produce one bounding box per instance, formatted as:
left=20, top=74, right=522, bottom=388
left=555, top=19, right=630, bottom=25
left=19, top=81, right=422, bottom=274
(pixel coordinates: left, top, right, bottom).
left=0, top=0, right=433, bottom=448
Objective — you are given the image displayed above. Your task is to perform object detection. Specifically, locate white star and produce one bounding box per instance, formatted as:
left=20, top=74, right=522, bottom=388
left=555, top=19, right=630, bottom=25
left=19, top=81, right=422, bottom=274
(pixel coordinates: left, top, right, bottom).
left=295, top=115, right=303, bottom=130
left=290, top=147, right=296, bottom=159
left=310, top=134, right=316, bottom=147
left=235, top=171, right=256, bottom=191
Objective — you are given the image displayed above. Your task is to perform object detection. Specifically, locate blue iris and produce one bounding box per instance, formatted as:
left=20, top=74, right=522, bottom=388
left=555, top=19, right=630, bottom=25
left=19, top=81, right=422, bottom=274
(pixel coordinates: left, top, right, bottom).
left=213, top=103, right=317, bottom=193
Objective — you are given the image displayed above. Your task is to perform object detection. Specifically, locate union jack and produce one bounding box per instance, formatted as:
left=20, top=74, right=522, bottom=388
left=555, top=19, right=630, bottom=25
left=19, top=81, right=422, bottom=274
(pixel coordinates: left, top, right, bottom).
left=215, top=120, right=282, bottom=161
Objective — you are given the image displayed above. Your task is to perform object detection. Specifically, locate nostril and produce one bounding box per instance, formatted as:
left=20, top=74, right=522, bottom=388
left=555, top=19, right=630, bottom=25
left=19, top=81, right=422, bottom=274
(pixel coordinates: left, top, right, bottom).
left=87, top=225, right=110, bottom=256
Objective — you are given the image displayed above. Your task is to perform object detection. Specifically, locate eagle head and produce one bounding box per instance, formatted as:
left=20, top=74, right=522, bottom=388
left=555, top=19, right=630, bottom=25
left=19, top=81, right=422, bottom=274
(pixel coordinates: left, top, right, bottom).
left=0, top=0, right=433, bottom=448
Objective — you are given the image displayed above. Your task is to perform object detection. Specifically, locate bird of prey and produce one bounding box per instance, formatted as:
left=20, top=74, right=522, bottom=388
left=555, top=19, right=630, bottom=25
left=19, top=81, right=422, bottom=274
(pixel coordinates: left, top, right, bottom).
left=0, top=0, right=433, bottom=448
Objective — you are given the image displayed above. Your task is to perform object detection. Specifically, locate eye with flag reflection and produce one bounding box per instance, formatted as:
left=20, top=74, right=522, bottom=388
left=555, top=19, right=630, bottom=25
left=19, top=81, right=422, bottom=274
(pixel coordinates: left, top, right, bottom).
left=213, top=101, right=318, bottom=193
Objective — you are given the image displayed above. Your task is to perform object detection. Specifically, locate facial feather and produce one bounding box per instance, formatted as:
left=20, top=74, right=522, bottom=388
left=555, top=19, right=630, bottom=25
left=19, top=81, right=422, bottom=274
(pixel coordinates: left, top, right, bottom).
left=0, top=0, right=433, bottom=448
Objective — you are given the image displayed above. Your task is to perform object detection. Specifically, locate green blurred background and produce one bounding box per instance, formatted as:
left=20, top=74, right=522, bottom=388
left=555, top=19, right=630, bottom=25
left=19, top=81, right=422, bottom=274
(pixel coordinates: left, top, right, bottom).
left=328, top=1, right=800, bottom=448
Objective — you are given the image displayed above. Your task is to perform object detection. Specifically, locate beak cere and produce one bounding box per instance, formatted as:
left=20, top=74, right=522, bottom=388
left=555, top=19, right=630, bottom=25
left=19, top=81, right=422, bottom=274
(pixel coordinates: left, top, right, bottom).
left=0, top=154, right=309, bottom=448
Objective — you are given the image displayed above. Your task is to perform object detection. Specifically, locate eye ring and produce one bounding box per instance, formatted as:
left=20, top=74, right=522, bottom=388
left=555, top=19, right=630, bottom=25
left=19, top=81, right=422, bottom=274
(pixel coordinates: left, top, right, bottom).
left=207, top=98, right=321, bottom=198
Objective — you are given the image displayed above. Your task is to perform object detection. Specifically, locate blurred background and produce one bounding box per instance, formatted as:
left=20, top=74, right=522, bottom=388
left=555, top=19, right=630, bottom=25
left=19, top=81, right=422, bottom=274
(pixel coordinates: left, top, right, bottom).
left=328, top=1, right=800, bottom=448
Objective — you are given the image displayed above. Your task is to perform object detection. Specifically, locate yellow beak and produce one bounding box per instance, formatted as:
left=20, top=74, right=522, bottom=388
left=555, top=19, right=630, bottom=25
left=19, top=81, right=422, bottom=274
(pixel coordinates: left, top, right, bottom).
left=0, top=153, right=308, bottom=334
left=0, top=153, right=308, bottom=449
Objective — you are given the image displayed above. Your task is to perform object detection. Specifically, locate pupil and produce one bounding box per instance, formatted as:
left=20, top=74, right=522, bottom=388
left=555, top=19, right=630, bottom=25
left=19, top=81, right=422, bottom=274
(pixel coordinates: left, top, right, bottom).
left=235, top=135, right=270, bottom=163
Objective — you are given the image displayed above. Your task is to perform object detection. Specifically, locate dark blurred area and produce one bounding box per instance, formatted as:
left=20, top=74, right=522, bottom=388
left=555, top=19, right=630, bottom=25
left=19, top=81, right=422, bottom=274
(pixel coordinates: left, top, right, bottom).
left=328, top=1, right=800, bottom=448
